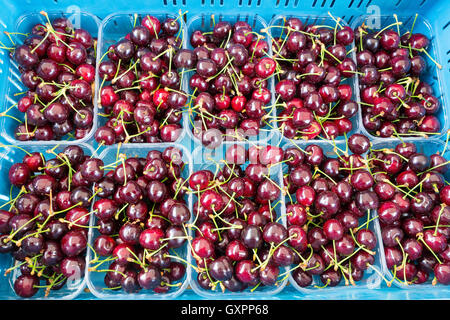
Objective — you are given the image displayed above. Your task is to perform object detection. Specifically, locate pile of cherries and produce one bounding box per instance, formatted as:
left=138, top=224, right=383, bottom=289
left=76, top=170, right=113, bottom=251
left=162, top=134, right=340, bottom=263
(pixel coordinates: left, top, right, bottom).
left=270, top=16, right=358, bottom=141
left=189, top=144, right=291, bottom=292
left=0, top=145, right=98, bottom=298
left=11, top=13, right=96, bottom=141
left=355, top=19, right=441, bottom=137
left=369, top=142, right=450, bottom=285
left=95, top=14, right=187, bottom=145
left=283, top=134, right=380, bottom=288
left=89, top=146, right=190, bottom=293
left=187, top=19, right=275, bottom=148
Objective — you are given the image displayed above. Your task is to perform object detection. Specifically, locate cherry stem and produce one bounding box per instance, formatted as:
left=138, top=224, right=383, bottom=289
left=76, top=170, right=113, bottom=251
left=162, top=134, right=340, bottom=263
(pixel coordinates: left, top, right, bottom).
left=374, top=22, right=403, bottom=38
left=416, top=233, right=443, bottom=264
left=433, top=204, right=446, bottom=236
left=5, top=213, right=42, bottom=243
left=0, top=186, right=27, bottom=210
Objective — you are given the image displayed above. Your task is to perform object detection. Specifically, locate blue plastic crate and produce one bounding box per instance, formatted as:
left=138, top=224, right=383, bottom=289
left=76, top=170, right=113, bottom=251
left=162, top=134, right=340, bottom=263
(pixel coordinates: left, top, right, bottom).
left=0, top=0, right=449, bottom=300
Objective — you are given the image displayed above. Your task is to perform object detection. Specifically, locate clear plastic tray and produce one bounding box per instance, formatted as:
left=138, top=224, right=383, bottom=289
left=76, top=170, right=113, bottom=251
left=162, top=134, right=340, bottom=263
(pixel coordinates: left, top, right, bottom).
left=370, top=138, right=450, bottom=292
left=188, top=142, right=289, bottom=299
left=85, top=142, right=193, bottom=299
left=281, top=139, right=383, bottom=294
left=0, top=142, right=96, bottom=299
left=267, top=14, right=360, bottom=143
left=94, top=12, right=188, bottom=144
left=0, top=10, right=101, bottom=146
left=184, top=13, right=278, bottom=148
left=351, top=14, right=448, bottom=142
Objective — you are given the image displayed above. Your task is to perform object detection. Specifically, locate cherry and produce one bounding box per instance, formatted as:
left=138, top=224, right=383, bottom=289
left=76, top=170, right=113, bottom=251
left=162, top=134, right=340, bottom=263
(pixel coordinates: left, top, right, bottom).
left=95, top=126, right=115, bottom=145
left=307, top=227, right=329, bottom=251
left=394, top=263, right=417, bottom=282
left=94, top=235, right=116, bottom=256
left=41, top=240, right=64, bottom=266
left=112, top=243, right=136, bottom=265
left=209, top=256, right=233, bottom=281
left=137, top=266, right=161, bottom=290
left=235, top=260, right=258, bottom=284
left=418, top=115, right=440, bottom=133
left=60, top=230, right=87, bottom=257
left=192, top=236, right=214, bottom=259
left=351, top=170, right=374, bottom=191
left=322, top=219, right=344, bottom=241
left=434, top=263, right=450, bottom=284
left=382, top=225, right=404, bottom=247
left=356, top=229, right=377, bottom=250
left=378, top=201, right=401, bottom=225
left=315, top=191, right=340, bottom=217
left=119, top=222, right=142, bottom=245
left=402, top=238, right=423, bottom=261
left=9, top=163, right=31, bottom=186
left=292, top=269, right=313, bottom=287
left=14, top=274, right=39, bottom=298
left=410, top=192, right=433, bottom=215
left=351, top=250, right=375, bottom=271
left=240, top=225, right=263, bottom=249
left=272, top=245, right=294, bottom=266
left=423, top=229, right=447, bottom=253
left=60, top=256, right=85, bottom=279
left=262, top=222, right=287, bottom=245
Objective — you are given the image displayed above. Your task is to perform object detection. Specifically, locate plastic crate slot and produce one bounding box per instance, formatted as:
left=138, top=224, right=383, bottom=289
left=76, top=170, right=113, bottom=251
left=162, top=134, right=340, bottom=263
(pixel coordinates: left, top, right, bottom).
left=347, top=15, right=354, bottom=24
left=395, top=0, right=402, bottom=6
left=173, top=0, right=177, bottom=5
left=275, top=0, right=280, bottom=6
left=257, top=0, right=262, bottom=6
left=443, top=21, right=450, bottom=30
left=163, top=0, right=167, bottom=5
left=252, top=15, right=258, bottom=29
left=330, top=0, right=336, bottom=7
left=420, top=0, right=427, bottom=6
left=403, top=15, right=413, bottom=27
left=312, top=0, right=317, bottom=7
left=348, top=0, right=354, bottom=8
left=366, top=0, right=372, bottom=7
left=284, top=0, right=289, bottom=7
left=356, top=0, right=364, bottom=8
left=321, top=0, right=326, bottom=7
